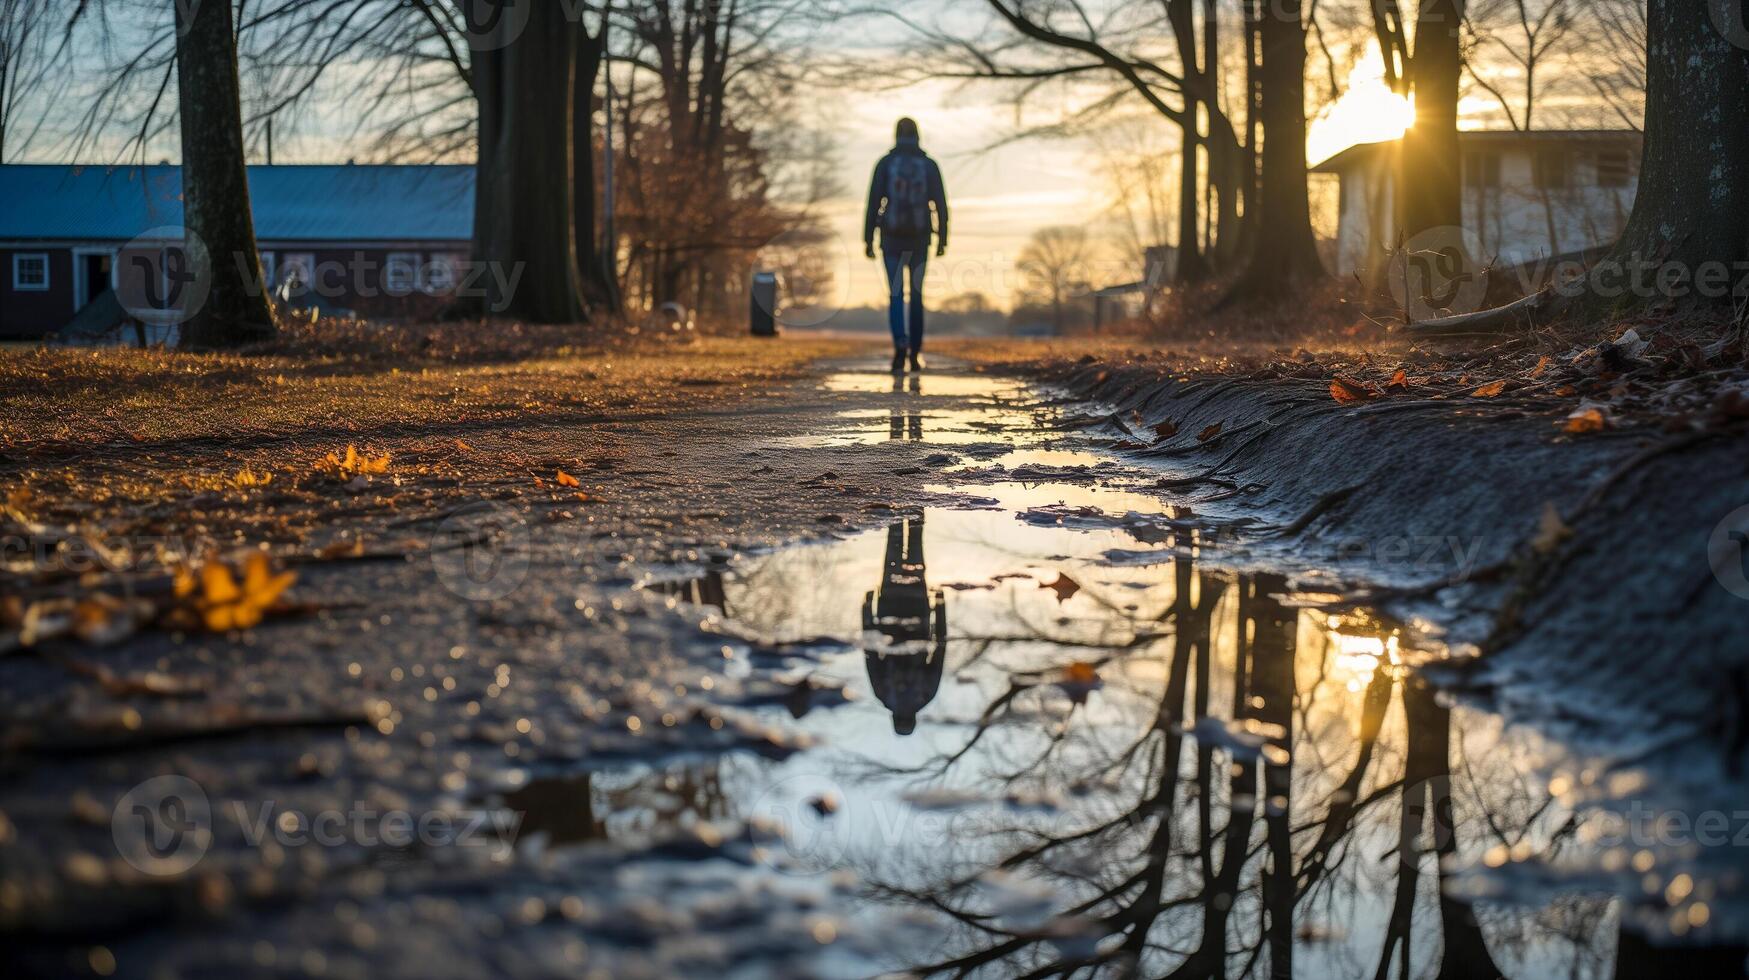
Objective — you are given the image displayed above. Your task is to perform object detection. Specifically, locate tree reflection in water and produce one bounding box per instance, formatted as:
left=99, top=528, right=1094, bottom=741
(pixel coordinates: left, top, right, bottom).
left=639, top=513, right=1745, bottom=977
left=855, top=533, right=1633, bottom=979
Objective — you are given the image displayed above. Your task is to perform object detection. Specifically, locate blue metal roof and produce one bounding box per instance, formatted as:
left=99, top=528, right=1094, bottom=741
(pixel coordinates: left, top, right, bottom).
left=0, top=164, right=474, bottom=243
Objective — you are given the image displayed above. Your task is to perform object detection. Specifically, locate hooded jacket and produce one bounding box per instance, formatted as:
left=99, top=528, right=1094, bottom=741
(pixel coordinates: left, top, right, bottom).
left=864, top=136, right=949, bottom=252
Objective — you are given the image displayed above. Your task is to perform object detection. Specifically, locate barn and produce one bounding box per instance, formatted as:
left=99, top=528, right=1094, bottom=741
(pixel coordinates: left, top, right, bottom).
left=0, top=163, right=475, bottom=340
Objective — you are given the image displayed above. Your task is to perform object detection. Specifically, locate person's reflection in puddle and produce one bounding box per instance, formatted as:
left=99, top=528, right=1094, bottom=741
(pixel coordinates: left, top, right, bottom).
left=861, top=516, right=946, bottom=735
left=889, top=374, right=923, bottom=440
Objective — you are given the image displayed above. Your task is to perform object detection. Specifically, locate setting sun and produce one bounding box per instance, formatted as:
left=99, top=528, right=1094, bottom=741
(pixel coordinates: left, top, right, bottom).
left=1307, top=45, right=1417, bottom=166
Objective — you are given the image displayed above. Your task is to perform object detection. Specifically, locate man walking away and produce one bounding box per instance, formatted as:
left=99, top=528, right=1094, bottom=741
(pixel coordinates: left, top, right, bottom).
left=865, top=117, right=949, bottom=373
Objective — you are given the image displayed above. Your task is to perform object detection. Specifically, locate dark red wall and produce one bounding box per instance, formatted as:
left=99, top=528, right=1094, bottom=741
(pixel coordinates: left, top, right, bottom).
left=0, top=248, right=74, bottom=339
left=262, top=246, right=469, bottom=321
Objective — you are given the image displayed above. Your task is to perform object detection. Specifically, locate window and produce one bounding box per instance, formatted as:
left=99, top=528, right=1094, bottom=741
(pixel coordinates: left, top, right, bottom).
left=384, top=252, right=421, bottom=295
left=12, top=253, right=49, bottom=291
left=1595, top=149, right=1635, bottom=188
left=1464, top=151, right=1501, bottom=189
left=1534, top=148, right=1570, bottom=190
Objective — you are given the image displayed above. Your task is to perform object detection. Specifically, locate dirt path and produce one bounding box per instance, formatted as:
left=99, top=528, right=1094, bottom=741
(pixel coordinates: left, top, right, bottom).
left=5, top=338, right=1747, bottom=976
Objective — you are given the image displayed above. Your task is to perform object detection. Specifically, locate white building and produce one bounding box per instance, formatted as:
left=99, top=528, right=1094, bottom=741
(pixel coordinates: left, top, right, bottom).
left=1312, top=130, right=1642, bottom=279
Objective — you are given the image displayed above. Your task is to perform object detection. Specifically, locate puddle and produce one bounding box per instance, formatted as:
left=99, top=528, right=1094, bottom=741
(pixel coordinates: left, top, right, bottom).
left=770, top=407, right=1034, bottom=448
left=509, top=494, right=1736, bottom=975
left=819, top=371, right=1027, bottom=398
left=776, top=371, right=1064, bottom=450
left=508, top=366, right=1744, bottom=974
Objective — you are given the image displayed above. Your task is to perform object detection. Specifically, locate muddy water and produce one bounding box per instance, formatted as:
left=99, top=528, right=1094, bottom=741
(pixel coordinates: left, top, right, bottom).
left=523, top=365, right=1739, bottom=977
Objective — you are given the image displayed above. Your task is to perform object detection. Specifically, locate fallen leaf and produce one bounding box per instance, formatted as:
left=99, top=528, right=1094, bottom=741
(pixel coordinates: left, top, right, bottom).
left=1152, top=419, right=1179, bottom=440
left=231, top=466, right=272, bottom=489
left=1528, top=355, right=1553, bottom=379
left=1196, top=422, right=1223, bottom=442
left=1471, top=380, right=1509, bottom=398
left=1386, top=368, right=1409, bottom=390
left=1056, top=660, right=1104, bottom=703
left=555, top=470, right=581, bottom=488
left=1329, top=378, right=1377, bottom=404
left=1531, top=503, right=1572, bottom=554
left=1562, top=405, right=1611, bottom=434
left=1712, top=389, right=1749, bottom=421
left=318, top=444, right=391, bottom=478
left=454, top=439, right=474, bottom=452
left=71, top=594, right=151, bottom=646
left=1040, top=573, right=1080, bottom=602
left=174, top=551, right=297, bottom=632
left=316, top=539, right=365, bottom=560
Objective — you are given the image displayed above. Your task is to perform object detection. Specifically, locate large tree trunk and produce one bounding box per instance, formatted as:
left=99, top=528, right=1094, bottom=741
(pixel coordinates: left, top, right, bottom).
left=470, top=1, right=586, bottom=323
left=1399, top=0, right=1463, bottom=240
left=572, top=21, right=618, bottom=312
left=1228, top=0, right=1323, bottom=300
left=174, top=0, right=274, bottom=349
left=1603, top=0, right=1749, bottom=306
left=1168, top=0, right=1209, bottom=283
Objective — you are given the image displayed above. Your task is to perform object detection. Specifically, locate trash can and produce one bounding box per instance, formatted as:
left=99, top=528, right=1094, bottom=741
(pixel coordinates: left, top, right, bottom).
left=749, top=271, right=778, bottom=337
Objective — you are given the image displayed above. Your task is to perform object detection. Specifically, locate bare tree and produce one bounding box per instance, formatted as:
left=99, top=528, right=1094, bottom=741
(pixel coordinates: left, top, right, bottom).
left=175, top=0, right=274, bottom=348
left=1461, top=0, right=1575, bottom=131
left=1228, top=0, right=1325, bottom=299
left=1580, top=0, right=1648, bottom=131
left=1017, top=224, right=1095, bottom=332
left=0, top=0, right=73, bottom=162
left=466, top=1, right=601, bottom=322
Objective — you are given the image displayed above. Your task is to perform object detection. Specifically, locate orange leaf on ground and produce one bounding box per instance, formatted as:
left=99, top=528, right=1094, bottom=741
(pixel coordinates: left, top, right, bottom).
left=1471, top=380, right=1509, bottom=398
left=1329, top=378, right=1376, bottom=404
left=1387, top=369, right=1409, bottom=390
left=1063, top=661, right=1099, bottom=685
left=1153, top=419, right=1179, bottom=440
left=176, top=551, right=296, bottom=632
left=1528, top=355, right=1552, bottom=379
left=1196, top=422, right=1223, bottom=442
left=555, top=470, right=581, bottom=487
left=1563, top=407, right=1610, bottom=434
left=454, top=439, right=474, bottom=452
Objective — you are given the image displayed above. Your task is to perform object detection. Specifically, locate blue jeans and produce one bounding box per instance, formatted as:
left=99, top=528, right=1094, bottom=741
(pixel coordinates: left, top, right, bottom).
left=883, top=249, right=927, bottom=351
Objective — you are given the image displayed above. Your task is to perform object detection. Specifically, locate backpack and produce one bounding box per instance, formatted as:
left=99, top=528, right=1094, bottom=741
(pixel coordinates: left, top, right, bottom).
left=881, top=154, right=931, bottom=237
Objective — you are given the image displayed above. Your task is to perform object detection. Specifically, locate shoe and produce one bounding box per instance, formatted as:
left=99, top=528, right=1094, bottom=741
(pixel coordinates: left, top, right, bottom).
left=908, top=350, right=924, bottom=372
left=890, top=350, right=906, bottom=374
